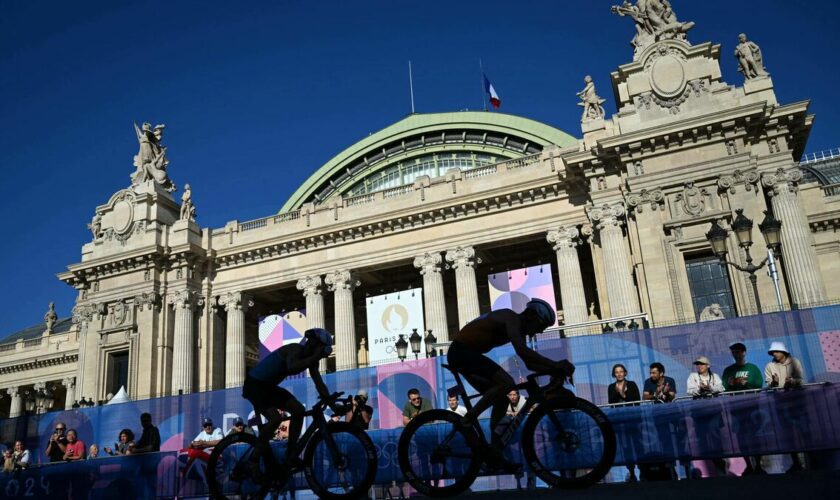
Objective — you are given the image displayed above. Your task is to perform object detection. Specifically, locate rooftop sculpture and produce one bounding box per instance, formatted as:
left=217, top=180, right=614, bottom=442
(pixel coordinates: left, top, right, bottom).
left=611, top=0, right=695, bottom=58
left=131, top=122, right=176, bottom=192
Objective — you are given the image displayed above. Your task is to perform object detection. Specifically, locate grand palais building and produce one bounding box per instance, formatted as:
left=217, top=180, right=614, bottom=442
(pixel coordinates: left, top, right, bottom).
left=2, top=9, right=840, bottom=418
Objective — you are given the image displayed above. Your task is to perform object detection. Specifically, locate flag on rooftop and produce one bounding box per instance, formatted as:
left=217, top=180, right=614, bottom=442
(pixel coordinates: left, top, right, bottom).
left=483, top=74, right=501, bottom=109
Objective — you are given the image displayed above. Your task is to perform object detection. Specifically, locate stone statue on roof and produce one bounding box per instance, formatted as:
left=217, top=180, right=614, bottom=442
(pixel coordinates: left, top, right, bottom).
left=44, top=302, right=58, bottom=333
left=611, top=0, right=695, bottom=57
left=131, top=122, right=176, bottom=192
left=577, top=75, right=606, bottom=121
left=180, top=183, right=196, bottom=221
left=735, top=33, right=769, bottom=80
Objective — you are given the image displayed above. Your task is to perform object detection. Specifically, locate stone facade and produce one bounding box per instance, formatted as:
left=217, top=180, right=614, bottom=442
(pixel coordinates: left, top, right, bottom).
left=2, top=14, right=840, bottom=413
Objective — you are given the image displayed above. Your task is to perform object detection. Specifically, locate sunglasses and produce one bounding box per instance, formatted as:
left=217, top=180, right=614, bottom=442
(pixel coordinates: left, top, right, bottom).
left=409, top=397, right=421, bottom=402
left=55, top=428, right=66, bottom=431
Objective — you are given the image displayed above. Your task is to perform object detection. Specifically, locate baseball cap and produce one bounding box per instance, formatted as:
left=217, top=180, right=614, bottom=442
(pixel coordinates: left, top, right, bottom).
left=729, top=342, right=747, bottom=351
left=233, top=417, right=245, bottom=426
left=693, top=356, right=711, bottom=366
left=202, top=418, right=213, bottom=427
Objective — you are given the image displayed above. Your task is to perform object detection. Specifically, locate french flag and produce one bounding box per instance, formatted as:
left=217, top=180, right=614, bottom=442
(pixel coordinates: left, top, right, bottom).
left=484, top=74, right=501, bottom=109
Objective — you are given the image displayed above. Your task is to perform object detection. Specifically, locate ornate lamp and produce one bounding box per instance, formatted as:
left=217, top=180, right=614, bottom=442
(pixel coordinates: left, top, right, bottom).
left=705, top=220, right=729, bottom=258
left=72, top=400, right=80, bottom=409
left=24, top=391, right=35, bottom=413
left=730, top=209, right=754, bottom=248
left=44, top=386, right=55, bottom=411
left=424, top=330, right=437, bottom=357
left=759, top=210, right=782, bottom=252
left=395, top=334, right=408, bottom=362
left=409, top=328, right=422, bottom=359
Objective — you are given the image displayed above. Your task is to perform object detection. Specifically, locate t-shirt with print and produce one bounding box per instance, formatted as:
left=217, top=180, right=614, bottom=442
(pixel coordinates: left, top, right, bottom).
left=722, top=362, right=763, bottom=391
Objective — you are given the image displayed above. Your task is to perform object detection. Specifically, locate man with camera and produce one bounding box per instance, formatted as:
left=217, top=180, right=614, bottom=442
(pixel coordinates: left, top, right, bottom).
left=45, top=422, right=69, bottom=463
left=344, top=389, right=374, bottom=431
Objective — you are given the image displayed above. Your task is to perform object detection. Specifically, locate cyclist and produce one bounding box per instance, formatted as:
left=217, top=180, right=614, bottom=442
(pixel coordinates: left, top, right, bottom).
left=242, top=327, right=335, bottom=469
left=447, top=298, right=574, bottom=468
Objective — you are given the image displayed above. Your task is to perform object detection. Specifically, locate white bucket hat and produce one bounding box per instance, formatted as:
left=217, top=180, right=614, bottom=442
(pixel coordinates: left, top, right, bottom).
left=767, top=341, right=789, bottom=355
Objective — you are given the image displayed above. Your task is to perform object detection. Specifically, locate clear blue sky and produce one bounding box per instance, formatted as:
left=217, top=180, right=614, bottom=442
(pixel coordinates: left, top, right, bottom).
left=1, top=0, right=839, bottom=336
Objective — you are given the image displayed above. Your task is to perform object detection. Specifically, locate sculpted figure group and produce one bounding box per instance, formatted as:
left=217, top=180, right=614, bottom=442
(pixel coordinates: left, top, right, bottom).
left=132, top=122, right=176, bottom=192
left=611, top=0, right=695, bottom=56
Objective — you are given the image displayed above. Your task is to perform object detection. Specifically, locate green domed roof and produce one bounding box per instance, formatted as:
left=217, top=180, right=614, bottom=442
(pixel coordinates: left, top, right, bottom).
left=280, top=111, right=578, bottom=212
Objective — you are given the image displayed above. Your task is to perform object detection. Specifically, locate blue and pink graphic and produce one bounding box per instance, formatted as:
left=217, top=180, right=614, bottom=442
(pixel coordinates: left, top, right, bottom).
left=258, top=310, right=307, bottom=360
left=488, top=264, right=557, bottom=324
left=376, top=358, right=437, bottom=429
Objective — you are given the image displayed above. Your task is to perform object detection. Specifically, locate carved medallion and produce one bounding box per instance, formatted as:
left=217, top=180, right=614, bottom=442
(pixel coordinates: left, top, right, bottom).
left=676, top=182, right=707, bottom=216
left=651, top=53, right=686, bottom=98
left=112, top=300, right=128, bottom=325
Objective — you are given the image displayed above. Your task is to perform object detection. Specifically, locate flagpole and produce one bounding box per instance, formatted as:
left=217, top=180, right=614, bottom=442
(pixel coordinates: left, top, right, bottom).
left=479, top=58, right=488, bottom=111
left=408, top=60, right=416, bottom=114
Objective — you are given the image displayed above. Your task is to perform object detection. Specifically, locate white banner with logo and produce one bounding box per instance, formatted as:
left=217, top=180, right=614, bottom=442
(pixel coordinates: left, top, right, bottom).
left=365, top=288, right=425, bottom=364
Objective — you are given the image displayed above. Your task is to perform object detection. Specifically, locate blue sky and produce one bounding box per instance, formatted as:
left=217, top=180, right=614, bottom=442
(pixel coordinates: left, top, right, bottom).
left=1, top=0, right=839, bottom=335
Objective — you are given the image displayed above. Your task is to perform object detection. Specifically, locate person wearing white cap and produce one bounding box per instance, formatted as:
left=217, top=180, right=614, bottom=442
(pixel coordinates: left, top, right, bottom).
left=764, top=342, right=804, bottom=389
left=686, top=356, right=724, bottom=398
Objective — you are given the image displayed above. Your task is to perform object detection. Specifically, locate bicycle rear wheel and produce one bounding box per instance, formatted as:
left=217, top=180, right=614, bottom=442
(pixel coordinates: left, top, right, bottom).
left=397, top=409, right=482, bottom=498
left=521, top=397, right=616, bottom=489
left=206, top=432, right=272, bottom=500
left=303, top=421, right=378, bottom=499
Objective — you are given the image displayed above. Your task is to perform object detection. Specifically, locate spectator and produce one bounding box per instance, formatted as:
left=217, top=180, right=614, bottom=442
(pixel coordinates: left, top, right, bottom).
left=87, top=444, right=100, bottom=460
left=724, top=343, right=765, bottom=475
left=189, top=418, right=223, bottom=450
left=135, top=412, right=161, bottom=453
left=274, top=422, right=289, bottom=441
left=765, top=342, right=804, bottom=389
left=643, top=362, right=676, bottom=403
left=505, top=390, right=527, bottom=417
left=446, top=394, right=467, bottom=417
left=607, top=364, right=641, bottom=482
left=226, top=417, right=256, bottom=437
left=402, top=388, right=432, bottom=426
left=765, top=342, right=807, bottom=472
left=2, top=450, right=12, bottom=473
left=345, top=390, right=374, bottom=431
left=45, top=422, right=68, bottom=462
left=686, top=356, right=724, bottom=398
left=608, top=363, right=641, bottom=405
left=63, top=429, right=86, bottom=461
left=722, top=342, right=763, bottom=391
left=104, top=428, right=135, bottom=456
left=12, top=441, right=29, bottom=470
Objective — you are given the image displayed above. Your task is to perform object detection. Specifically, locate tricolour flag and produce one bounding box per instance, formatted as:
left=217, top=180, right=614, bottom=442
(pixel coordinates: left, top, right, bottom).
left=483, top=74, right=501, bottom=109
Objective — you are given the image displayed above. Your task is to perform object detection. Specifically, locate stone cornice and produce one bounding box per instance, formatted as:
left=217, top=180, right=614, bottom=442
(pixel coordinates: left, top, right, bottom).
left=59, top=245, right=166, bottom=286
left=0, top=353, right=78, bottom=376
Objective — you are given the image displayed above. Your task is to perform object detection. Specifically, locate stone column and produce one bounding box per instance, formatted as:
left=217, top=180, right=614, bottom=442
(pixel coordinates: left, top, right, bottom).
left=62, top=377, right=76, bottom=409
left=445, top=246, right=480, bottom=330
left=547, top=226, right=589, bottom=333
left=219, top=291, right=251, bottom=388
left=297, top=275, right=328, bottom=372
left=414, top=252, right=450, bottom=343
left=586, top=203, right=640, bottom=318
left=7, top=387, right=22, bottom=418
left=325, top=270, right=359, bottom=371
left=762, top=168, right=827, bottom=307
left=168, top=290, right=202, bottom=395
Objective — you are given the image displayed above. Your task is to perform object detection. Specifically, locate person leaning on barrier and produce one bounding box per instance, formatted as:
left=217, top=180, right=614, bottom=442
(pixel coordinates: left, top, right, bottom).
left=226, top=417, right=256, bottom=437
left=608, top=363, right=641, bottom=405
left=446, top=393, right=467, bottom=417
left=12, top=441, right=29, bottom=469
left=104, top=428, right=135, bottom=456
left=45, top=421, right=68, bottom=462
left=63, top=429, right=86, bottom=461
left=87, top=444, right=100, bottom=460
left=402, top=388, right=432, bottom=426
left=722, top=342, right=763, bottom=391
left=765, top=342, right=804, bottom=389
left=2, top=450, right=13, bottom=473
left=134, top=412, right=161, bottom=453
left=345, top=389, right=374, bottom=431
left=686, top=356, right=724, bottom=398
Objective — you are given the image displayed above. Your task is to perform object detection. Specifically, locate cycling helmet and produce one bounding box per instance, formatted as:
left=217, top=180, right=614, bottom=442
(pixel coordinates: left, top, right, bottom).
left=303, top=328, right=333, bottom=356
left=524, top=298, right=556, bottom=328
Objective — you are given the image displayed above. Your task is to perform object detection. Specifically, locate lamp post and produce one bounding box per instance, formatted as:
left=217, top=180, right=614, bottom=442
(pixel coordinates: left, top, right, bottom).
left=705, top=209, right=783, bottom=314
left=408, top=328, right=422, bottom=360
left=424, top=330, right=437, bottom=358
left=395, top=334, right=408, bottom=362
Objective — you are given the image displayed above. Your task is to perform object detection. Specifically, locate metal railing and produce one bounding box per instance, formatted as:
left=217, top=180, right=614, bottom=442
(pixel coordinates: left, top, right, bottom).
left=822, top=183, right=840, bottom=197
left=800, top=148, right=840, bottom=164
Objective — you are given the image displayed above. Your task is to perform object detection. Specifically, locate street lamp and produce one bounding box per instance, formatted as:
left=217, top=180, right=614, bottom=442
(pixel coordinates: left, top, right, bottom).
left=408, top=328, right=422, bottom=360
left=395, top=334, right=408, bottom=362
left=705, top=209, right=783, bottom=314
left=24, top=391, right=35, bottom=413
left=424, top=330, right=437, bottom=358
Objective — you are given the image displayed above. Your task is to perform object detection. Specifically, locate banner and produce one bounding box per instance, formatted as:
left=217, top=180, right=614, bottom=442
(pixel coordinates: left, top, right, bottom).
left=365, top=288, right=425, bottom=364
left=487, top=264, right=558, bottom=325
left=258, top=310, right=307, bottom=360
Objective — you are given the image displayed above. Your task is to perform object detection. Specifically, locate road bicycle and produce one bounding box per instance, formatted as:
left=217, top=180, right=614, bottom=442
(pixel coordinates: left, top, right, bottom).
left=397, top=364, right=616, bottom=497
left=206, top=391, right=377, bottom=499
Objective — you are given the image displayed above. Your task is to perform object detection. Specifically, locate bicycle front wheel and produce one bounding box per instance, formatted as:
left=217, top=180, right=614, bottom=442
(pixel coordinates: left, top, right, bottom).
left=522, top=397, right=616, bottom=489
left=303, top=421, right=378, bottom=499
left=206, top=432, right=272, bottom=500
left=397, top=409, right=482, bottom=498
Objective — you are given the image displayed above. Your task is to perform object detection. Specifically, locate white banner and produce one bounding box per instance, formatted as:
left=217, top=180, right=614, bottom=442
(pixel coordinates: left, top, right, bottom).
left=365, top=288, right=425, bottom=364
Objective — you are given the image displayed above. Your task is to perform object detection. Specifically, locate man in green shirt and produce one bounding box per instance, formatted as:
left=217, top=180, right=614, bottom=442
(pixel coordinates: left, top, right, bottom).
left=402, top=388, right=432, bottom=426
left=722, top=342, right=763, bottom=391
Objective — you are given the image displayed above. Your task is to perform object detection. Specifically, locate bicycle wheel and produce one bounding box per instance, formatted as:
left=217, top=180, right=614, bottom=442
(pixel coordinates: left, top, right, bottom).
left=521, top=397, right=616, bottom=489
left=303, top=421, right=378, bottom=499
left=397, top=409, right=482, bottom=498
left=207, top=432, right=272, bottom=500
